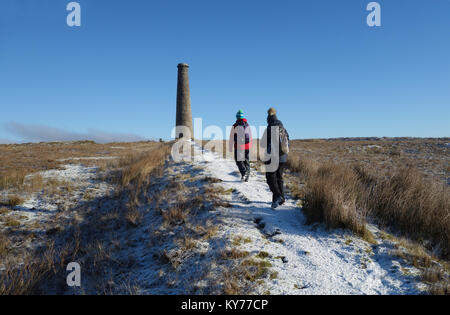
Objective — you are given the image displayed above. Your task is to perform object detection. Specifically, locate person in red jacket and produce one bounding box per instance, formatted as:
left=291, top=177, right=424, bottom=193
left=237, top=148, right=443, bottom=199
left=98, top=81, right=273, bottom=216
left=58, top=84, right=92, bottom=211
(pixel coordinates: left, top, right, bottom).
left=229, top=110, right=253, bottom=182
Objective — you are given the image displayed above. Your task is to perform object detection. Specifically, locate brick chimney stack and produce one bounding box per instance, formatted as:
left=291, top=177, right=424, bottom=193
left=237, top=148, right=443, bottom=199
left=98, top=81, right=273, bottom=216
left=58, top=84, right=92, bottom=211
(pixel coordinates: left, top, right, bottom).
left=175, top=63, right=193, bottom=139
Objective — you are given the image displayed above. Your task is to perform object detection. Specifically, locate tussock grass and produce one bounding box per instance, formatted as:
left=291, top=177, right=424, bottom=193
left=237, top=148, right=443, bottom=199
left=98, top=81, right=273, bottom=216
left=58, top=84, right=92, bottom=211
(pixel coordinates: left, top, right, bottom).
left=288, top=155, right=319, bottom=179
left=124, top=205, right=143, bottom=227
left=429, top=283, right=450, bottom=295
left=196, top=224, right=219, bottom=240
left=256, top=251, right=270, bottom=259
left=269, top=271, right=278, bottom=280
left=161, top=203, right=189, bottom=227
left=117, top=143, right=171, bottom=188
left=0, top=170, right=27, bottom=190
left=115, top=143, right=172, bottom=205
left=289, top=155, right=450, bottom=259
left=0, top=232, right=10, bottom=257
left=221, top=248, right=250, bottom=260
left=367, top=167, right=450, bottom=258
left=222, top=257, right=273, bottom=294
left=422, top=267, right=445, bottom=283
left=0, top=142, right=173, bottom=295
left=0, top=244, right=64, bottom=295
left=3, top=217, right=21, bottom=227
left=289, top=152, right=450, bottom=294
left=25, top=174, right=44, bottom=193
left=222, top=269, right=245, bottom=295
left=6, top=195, right=24, bottom=208
left=298, top=161, right=370, bottom=238
left=232, top=235, right=252, bottom=246
left=179, top=235, right=197, bottom=251
left=240, top=259, right=272, bottom=281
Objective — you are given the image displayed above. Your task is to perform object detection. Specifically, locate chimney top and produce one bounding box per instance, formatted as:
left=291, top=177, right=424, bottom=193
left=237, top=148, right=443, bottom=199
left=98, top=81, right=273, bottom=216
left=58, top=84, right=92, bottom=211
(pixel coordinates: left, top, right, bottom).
left=177, top=63, right=189, bottom=68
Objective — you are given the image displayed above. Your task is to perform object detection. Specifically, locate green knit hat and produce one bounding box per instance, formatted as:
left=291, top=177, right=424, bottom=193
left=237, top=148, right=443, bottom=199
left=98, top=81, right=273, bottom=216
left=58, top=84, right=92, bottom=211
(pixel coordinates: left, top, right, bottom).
left=236, top=110, right=244, bottom=119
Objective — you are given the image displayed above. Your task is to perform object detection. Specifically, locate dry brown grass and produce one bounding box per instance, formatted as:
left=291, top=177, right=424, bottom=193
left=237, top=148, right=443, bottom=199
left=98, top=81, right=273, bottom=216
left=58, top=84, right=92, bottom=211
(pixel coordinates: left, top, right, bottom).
left=289, top=138, right=449, bottom=185
left=296, top=161, right=370, bottom=238
left=2, top=216, right=21, bottom=227
left=25, top=174, right=44, bottom=193
left=118, top=144, right=171, bottom=186
left=288, top=140, right=450, bottom=293
left=288, top=155, right=319, bottom=179
left=240, top=259, right=272, bottom=281
left=221, top=258, right=272, bottom=294
left=222, top=269, right=243, bottom=295
left=368, top=167, right=450, bottom=257
left=429, top=282, right=450, bottom=295
left=0, top=169, right=27, bottom=190
left=0, top=243, right=64, bottom=295
left=232, top=235, right=252, bottom=246
left=289, top=148, right=450, bottom=259
left=6, top=195, right=24, bottom=207
left=422, top=267, right=445, bottom=283
left=422, top=267, right=450, bottom=295
left=221, top=248, right=250, bottom=260
left=124, top=205, right=143, bottom=227
left=25, top=141, right=172, bottom=293
left=392, top=239, right=434, bottom=269
left=380, top=234, right=449, bottom=294
left=0, top=141, right=173, bottom=295
left=0, top=232, right=10, bottom=257
left=202, top=138, right=450, bottom=255
left=199, top=225, right=219, bottom=240
left=178, top=235, right=197, bottom=251
left=0, top=140, right=163, bottom=191
left=161, top=203, right=190, bottom=227
left=115, top=143, right=172, bottom=202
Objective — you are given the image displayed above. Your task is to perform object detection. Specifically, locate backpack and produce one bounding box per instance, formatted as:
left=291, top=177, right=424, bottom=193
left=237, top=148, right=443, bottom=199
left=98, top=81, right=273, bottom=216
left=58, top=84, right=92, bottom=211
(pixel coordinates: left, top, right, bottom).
left=279, top=126, right=290, bottom=155
left=234, top=121, right=250, bottom=145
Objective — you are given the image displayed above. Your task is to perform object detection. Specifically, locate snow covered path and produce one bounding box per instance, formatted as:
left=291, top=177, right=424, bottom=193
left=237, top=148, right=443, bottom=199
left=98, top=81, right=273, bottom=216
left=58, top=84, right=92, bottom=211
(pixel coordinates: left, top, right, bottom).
left=194, top=145, right=421, bottom=295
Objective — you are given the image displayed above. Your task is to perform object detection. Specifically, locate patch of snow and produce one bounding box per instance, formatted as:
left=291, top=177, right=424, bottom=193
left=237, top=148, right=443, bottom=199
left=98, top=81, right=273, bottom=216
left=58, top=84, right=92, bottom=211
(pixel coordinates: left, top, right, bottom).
left=14, top=164, right=112, bottom=230
left=38, top=164, right=98, bottom=182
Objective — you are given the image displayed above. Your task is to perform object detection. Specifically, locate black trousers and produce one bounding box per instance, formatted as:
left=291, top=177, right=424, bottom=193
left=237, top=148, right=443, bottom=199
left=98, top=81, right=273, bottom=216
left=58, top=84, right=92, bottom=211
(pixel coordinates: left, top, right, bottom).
left=234, top=149, right=250, bottom=177
left=266, top=163, right=286, bottom=202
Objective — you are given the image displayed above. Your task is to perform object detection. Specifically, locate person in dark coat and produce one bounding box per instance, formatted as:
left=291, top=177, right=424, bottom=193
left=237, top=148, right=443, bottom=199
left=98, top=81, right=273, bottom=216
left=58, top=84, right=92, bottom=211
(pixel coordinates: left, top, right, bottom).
left=229, top=110, right=253, bottom=182
left=261, top=107, right=289, bottom=209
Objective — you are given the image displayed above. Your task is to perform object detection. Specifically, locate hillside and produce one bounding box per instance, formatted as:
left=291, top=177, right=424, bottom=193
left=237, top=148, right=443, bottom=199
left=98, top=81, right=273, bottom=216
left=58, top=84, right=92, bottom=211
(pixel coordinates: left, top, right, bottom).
left=0, top=140, right=448, bottom=294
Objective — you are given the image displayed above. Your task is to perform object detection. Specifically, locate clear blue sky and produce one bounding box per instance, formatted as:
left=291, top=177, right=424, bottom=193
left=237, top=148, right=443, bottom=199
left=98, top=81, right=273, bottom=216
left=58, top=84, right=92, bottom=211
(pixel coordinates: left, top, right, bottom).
left=0, top=0, right=449, bottom=143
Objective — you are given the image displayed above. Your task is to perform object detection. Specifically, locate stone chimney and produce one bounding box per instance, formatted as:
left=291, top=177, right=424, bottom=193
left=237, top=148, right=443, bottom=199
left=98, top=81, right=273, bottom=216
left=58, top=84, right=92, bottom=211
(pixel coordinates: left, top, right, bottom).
left=175, top=63, right=193, bottom=139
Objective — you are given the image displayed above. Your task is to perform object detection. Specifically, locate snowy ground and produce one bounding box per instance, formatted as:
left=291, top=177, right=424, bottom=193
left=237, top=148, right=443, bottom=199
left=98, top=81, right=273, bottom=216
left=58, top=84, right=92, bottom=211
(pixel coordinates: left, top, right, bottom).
left=192, top=144, right=424, bottom=295
left=1, top=146, right=427, bottom=294
left=0, top=163, right=114, bottom=254
left=21, top=165, right=112, bottom=221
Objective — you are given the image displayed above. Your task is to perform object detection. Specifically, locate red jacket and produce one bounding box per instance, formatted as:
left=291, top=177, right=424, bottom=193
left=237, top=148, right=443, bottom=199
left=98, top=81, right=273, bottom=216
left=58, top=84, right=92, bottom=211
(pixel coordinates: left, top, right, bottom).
left=229, top=119, right=253, bottom=152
